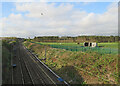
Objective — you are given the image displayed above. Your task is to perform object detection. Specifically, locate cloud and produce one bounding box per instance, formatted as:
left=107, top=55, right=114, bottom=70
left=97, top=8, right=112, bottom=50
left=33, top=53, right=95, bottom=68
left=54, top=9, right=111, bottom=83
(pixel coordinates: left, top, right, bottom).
left=1, top=0, right=119, bottom=2
left=2, top=2, right=118, bottom=38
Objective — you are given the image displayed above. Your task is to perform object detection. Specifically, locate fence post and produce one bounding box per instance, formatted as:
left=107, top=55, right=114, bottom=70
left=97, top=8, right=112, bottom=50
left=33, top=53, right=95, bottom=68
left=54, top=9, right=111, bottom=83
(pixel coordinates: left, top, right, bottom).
left=45, top=47, right=46, bottom=58
left=110, top=48, right=111, bottom=54
left=76, top=46, right=77, bottom=51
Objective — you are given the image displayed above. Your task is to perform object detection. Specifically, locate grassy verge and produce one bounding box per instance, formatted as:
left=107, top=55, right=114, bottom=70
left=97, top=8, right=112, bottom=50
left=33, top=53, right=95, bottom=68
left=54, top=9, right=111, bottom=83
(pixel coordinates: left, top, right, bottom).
left=2, top=41, right=12, bottom=84
left=24, top=41, right=118, bottom=84
left=2, top=39, right=17, bottom=84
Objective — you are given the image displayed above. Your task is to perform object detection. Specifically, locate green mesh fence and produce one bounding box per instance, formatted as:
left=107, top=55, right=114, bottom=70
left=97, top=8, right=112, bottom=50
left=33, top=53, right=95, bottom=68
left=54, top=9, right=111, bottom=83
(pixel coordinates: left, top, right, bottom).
left=31, top=42, right=118, bottom=54
left=49, top=45, right=118, bottom=54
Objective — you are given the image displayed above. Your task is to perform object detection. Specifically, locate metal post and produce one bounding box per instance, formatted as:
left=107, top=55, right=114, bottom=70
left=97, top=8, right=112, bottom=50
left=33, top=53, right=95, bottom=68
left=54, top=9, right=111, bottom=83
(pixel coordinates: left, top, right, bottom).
left=45, top=47, right=46, bottom=58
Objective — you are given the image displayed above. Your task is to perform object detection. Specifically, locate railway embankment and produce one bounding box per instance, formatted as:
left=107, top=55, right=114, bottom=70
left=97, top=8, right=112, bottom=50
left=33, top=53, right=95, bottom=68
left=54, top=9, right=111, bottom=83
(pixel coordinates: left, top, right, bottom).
left=23, top=41, right=118, bottom=84
left=2, top=39, right=17, bottom=84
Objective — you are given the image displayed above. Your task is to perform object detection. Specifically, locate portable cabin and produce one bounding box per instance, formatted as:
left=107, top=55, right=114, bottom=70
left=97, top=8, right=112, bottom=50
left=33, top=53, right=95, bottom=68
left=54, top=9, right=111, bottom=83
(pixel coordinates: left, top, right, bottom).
left=91, top=42, right=97, bottom=47
left=84, top=42, right=97, bottom=47
left=84, top=42, right=89, bottom=47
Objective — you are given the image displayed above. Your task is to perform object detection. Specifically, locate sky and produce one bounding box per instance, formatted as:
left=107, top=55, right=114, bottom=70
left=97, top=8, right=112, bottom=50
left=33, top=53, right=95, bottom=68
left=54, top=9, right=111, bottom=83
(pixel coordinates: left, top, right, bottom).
left=1, top=2, right=118, bottom=38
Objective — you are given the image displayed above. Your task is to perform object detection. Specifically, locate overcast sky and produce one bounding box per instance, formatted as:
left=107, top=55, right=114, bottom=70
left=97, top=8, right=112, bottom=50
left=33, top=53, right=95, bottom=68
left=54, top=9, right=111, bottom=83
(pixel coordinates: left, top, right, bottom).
left=1, top=2, right=118, bottom=38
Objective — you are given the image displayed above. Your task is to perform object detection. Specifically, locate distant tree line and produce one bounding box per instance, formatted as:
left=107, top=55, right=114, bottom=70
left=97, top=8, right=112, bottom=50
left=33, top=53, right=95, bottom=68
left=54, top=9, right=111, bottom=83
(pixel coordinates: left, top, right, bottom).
left=1, top=37, right=17, bottom=39
left=33, top=36, right=119, bottom=43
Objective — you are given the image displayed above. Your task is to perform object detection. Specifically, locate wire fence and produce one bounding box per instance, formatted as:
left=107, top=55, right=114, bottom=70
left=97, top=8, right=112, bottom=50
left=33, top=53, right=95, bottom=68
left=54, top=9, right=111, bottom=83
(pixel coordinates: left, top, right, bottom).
left=31, top=42, right=118, bottom=54
left=50, top=45, right=118, bottom=54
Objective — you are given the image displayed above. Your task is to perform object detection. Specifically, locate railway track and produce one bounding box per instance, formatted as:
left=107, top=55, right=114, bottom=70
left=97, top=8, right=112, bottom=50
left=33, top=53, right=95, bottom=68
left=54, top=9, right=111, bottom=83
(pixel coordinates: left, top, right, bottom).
left=12, top=42, right=34, bottom=85
left=22, top=49, right=47, bottom=85
left=11, top=40, right=69, bottom=85
left=19, top=44, right=34, bottom=85
left=21, top=44, right=57, bottom=85
left=23, top=44, right=69, bottom=86
left=12, top=43, right=24, bottom=84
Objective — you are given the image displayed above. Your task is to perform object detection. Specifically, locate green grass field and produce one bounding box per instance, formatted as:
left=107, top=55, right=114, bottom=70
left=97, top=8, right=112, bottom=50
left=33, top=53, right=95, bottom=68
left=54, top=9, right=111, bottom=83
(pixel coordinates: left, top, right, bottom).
left=34, top=42, right=118, bottom=49
left=35, top=42, right=79, bottom=46
left=98, top=43, right=118, bottom=49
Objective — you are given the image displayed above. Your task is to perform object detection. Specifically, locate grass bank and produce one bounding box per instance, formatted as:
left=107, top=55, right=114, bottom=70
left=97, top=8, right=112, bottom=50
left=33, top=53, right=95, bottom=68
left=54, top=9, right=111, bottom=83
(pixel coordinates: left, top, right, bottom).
left=2, top=39, right=17, bottom=84
left=2, top=40, right=12, bottom=84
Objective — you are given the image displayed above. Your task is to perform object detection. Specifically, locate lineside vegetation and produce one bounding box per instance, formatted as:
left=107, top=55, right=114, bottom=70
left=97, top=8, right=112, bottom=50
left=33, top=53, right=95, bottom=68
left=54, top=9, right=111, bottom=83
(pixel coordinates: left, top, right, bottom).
left=23, top=41, right=118, bottom=84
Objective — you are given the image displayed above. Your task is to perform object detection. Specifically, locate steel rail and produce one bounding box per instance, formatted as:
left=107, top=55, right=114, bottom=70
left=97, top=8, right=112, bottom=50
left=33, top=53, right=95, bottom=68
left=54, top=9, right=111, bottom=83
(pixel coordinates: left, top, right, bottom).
left=18, top=44, right=25, bottom=84
left=24, top=47, right=52, bottom=86
left=12, top=43, right=23, bottom=84
left=21, top=52, right=35, bottom=85
left=18, top=56, right=25, bottom=84
left=24, top=45, right=70, bottom=86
